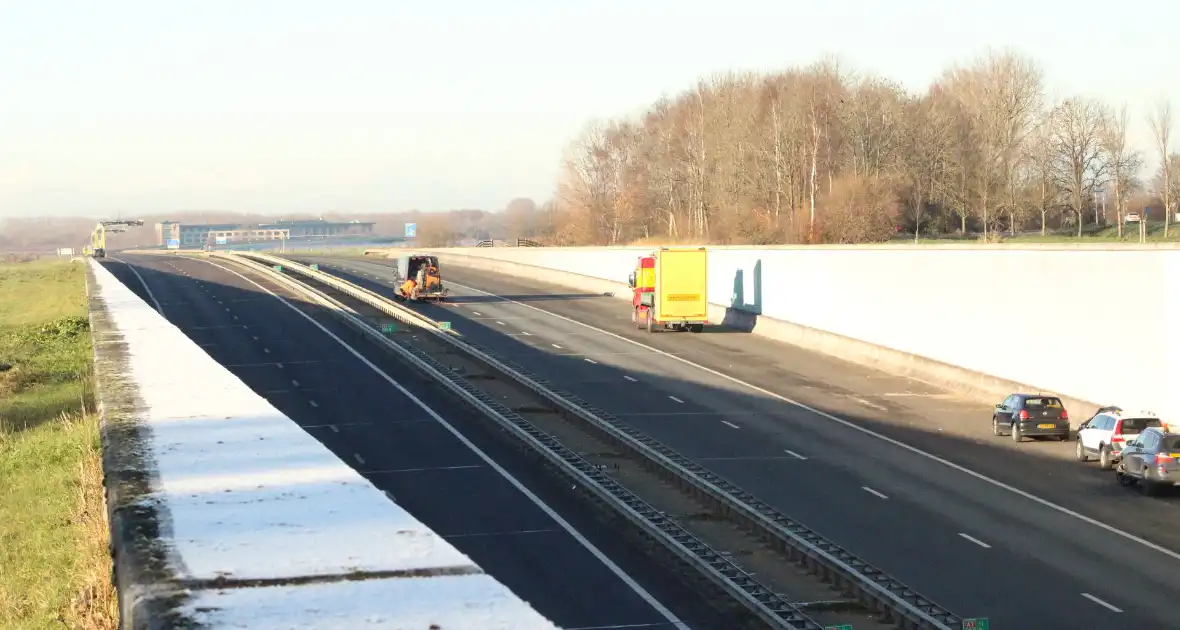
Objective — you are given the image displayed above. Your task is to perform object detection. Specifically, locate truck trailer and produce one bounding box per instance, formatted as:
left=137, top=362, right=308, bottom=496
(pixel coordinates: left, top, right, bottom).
left=628, top=247, right=708, bottom=333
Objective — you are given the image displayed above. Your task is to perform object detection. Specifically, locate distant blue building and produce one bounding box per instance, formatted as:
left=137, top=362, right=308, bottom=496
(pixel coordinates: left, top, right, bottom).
left=156, top=219, right=375, bottom=247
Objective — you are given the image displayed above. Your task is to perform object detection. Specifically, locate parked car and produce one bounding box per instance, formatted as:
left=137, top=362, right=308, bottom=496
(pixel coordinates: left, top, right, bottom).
left=1114, top=428, right=1180, bottom=495
left=1075, top=409, right=1166, bottom=470
left=992, top=394, right=1070, bottom=442
left=1125, top=212, right=1141, bottom=223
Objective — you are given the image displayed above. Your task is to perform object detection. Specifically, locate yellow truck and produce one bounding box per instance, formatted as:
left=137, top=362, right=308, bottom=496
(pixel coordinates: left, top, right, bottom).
left=627, top=247, right=709, bottom=333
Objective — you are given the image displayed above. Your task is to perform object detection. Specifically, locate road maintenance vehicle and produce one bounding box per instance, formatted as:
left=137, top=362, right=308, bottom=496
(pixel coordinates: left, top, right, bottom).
left=392, top=253, right=449, bottom=302
left=627, top=247, right=708, bottom=333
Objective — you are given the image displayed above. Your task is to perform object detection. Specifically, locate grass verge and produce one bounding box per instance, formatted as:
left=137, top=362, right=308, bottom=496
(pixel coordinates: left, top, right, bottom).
left=0, top=259, right=116, bottom=629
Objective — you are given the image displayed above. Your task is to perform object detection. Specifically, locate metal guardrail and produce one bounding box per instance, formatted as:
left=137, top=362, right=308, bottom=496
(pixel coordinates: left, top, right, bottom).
left=216, top=251, right=823, bottom=630
left=228, top=251, right=961, bottom=630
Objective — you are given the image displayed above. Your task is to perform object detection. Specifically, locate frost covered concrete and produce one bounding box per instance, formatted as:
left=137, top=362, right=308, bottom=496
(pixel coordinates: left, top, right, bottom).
left=88, top=259, right=559, bottom=628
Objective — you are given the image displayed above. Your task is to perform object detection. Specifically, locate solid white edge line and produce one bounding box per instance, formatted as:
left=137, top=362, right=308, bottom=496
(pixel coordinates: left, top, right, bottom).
left=106, top=256, right=164, bottom=313
left=1081, top=592, right=1122, bottom=613
left=447, top=278, right=1180, bottom=562
left=957, top=533, right=991, bottom=549
left=861, top=486, right=888, bottom=500
left=195, top=258, right=689, bottom=630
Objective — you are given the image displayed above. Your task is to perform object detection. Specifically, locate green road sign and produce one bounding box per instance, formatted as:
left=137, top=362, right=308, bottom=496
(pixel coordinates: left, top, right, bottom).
left=962, top=619, right=989, bottom=630
left=825, top=625, right=852, bottom=630
left=438, top=321, right=452, bottom=331
left=273, top=265, right=282, bottom=271
left=382, top=323, right=397, bottom=334
left=310, top=263, right=319, bottom=271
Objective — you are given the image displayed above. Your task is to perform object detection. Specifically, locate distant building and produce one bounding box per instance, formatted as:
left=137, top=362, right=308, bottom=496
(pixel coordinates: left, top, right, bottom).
left=155, top=219, right=375, bottom=247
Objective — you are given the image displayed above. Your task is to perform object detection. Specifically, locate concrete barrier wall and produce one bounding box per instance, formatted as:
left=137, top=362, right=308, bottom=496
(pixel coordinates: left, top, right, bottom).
left=87, top=258, right=558, bottom=629
left=425, top=245, right=1179, bottom=424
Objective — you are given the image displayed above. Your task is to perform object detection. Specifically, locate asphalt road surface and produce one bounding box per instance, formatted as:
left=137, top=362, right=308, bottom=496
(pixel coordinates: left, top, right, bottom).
left=292, top=253, right=1180, bottom=629
left=99, top=254, right=725, bottom=630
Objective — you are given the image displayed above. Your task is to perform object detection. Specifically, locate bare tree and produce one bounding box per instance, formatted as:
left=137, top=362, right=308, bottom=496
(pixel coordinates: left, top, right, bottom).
left=1103, top=104, right=1143, bottom=237
left=1023, top=110, right=1059, bottom=235
left=1051, top=98, right=1111, bottom=237
left=1147, top=99, right=1173, bottom=236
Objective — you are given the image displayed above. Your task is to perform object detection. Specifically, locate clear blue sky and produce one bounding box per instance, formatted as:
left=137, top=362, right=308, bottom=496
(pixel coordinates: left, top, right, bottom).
left=1, top=0, right=1176, bottom=218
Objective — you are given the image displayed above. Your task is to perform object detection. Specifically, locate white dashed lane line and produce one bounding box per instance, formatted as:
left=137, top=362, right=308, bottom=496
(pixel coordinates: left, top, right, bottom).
left=721, top=420, right=740, bottom=429
left=1081, top=593, right=1122, bottom=613
left=668, top=395, right=684, bottom=404
left=623, top=375, right=638, bottom=382
left=861, top=486, right=889, bottom=500
left=584, top=358, right=598, bottom=364
left=784, top=449, right=808, bottom=460
left=958, top=533, right=991, bottom=549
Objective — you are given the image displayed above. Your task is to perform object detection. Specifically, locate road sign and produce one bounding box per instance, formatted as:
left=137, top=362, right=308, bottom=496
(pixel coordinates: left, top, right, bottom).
left=404, top=222, right=417, bottom=238
left=215, top=237, right=228, bottom=245
left=438, top=321, right=452, bottom=330
left=382, top=323, right=397, bottom=334
left=310, top=264, right=319, bottom=271
left=962, top=619, right=989, bottom=630
left=273, top=265, right=282, bottom=272
left=167, top=239, right=180, bottom=249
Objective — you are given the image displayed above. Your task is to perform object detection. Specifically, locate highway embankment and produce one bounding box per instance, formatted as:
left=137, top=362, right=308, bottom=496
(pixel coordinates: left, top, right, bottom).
left=416, top=244, right=1180, bottom=424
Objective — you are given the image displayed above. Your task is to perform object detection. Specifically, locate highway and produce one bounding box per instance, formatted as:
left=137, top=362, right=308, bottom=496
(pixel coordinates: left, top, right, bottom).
left=292, top=253, right=1180, bottom=629
left=99, top=254, right=726, bottom=630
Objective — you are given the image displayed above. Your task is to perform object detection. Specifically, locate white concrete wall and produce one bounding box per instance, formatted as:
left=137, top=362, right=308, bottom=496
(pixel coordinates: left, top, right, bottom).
left=428, top=245, right=1179, bottom=423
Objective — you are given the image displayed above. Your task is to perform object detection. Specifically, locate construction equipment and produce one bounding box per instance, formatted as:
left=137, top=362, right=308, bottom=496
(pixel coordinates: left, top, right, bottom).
left=88, top=220, right=145, bottom=258
left=392, top=253, right=449, bottom=302
left=628, top=247, right=708, bottom=333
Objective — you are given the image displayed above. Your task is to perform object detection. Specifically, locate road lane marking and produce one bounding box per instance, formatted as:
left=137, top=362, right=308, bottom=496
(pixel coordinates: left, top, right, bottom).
left=623, top=375, right=638, bottom=382
left=362, top=464, right=483, bottom=474
left=668, top=395, right=684, bottom=404
left=721, top=420, right=740, bottom=429
left=472, top=311, right=482, bottom=316
left=276, top=362, right=284, bottom=369
left=552, top=343, right=563, bottom=349
left=1081, top=593, right=1122, bottom=613
left=784, top=450, right=808, bottom=460
left=106, top=257, right=164, bottom=313
left=447, top=278, right=1180, bottom=562
left=585, top=358, right=598, bottom=364
left=445, top=528, right=559, bottom=539
left=862, top=486, right=889, bottom=499
left=195, top=257, right=687, bottom=629
left=852, top=396, right=887, bottom=411
left=353, top=453, right=366, bottom=465
left=291, top=380, right=300, bottom=387
left=252, top=335, right=259, bottom=341
left=232, top=315, right=239, bottom=320
left=330, top=425, right=339, bottom=433
left=308, top=400, right=318, bottom=408
left=689, top=460, right=802, bottom=464
left=263, top=348, right=270, bottom=353
left=496, top=321, right=505, bottom=326
left=958, top=533, right=991, bottom=548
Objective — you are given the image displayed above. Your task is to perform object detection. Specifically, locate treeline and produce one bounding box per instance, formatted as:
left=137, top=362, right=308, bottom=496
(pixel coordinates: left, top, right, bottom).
left=536, top=50, right=1178, bottom=245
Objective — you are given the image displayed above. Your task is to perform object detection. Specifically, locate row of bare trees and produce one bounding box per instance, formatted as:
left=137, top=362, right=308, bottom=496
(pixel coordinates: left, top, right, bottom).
left=545, top=51, right=1180, bottom=245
